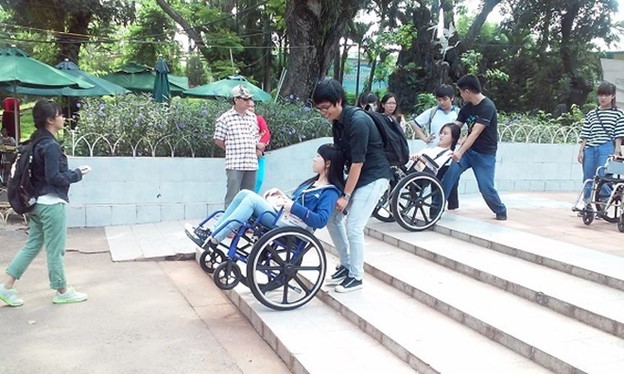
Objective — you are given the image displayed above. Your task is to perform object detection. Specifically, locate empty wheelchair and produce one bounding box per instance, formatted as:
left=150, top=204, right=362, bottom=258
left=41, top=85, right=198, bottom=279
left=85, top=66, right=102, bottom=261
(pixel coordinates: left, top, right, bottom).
left=186, top=209, right=327, bottom=311
left=573, top=155, right=624, bottom=231
left=372, top=151, right=448, bottom=231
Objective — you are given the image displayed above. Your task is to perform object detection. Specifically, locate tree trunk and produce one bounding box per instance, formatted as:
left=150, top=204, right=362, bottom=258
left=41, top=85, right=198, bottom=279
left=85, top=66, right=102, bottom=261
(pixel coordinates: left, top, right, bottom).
left=333, top=39, right=341, bottom=81
left=339, top=40, right=351, bottom=82
left=280, top=0, right=363, bottom=100
left=156, top=0, right=211, bottom=62
left=462, top=0, right=504, bottom=51
left=56, top=11, right=91, bottom=64
left=559, top=2, right=591, bottom=107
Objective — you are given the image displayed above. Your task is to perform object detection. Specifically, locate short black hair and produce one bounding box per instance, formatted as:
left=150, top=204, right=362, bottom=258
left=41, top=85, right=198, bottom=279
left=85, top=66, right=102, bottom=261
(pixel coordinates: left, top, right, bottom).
left=456, top=75, right=482, bottom=94
left=597, top=81, right=616, bottom=96
left=435, top=84, right=455, bottom=99
left=33, top=100, right=62, bottom=129
left=312, top=78, right=348, bottom=106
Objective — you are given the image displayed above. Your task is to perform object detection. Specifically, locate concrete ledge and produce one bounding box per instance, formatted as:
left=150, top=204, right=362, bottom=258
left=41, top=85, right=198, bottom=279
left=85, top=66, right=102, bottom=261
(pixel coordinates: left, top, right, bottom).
left=65, top=140, right=584, bottom=227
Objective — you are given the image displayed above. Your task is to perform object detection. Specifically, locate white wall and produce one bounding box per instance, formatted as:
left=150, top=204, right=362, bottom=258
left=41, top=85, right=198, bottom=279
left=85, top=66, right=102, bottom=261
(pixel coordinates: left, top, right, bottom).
left=66, top=138, right=582, bottom=227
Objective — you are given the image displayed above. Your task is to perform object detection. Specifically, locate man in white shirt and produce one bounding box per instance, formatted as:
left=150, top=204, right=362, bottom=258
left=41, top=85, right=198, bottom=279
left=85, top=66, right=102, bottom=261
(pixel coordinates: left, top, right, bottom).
left=213, top=86, right=260, bottom=208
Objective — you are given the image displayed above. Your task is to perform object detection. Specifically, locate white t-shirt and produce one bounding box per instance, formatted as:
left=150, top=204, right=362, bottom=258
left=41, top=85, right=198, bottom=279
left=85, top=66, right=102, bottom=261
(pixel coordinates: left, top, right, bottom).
left=414, top=106, right=459, bottom=147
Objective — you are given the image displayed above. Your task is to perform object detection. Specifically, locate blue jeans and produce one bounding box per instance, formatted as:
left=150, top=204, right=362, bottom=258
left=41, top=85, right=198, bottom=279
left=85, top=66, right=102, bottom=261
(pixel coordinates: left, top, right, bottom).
left=582, top=142, right=614, bottom=201
left=440, top=149, right=506, bottom=216
left=326, top=178, right=389, bottom=280
left=211, top=189, right=277, bottom=242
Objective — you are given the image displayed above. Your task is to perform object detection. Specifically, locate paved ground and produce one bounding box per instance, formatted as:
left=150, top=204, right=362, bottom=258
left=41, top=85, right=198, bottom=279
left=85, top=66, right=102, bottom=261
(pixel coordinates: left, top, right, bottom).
left=0, top=190, right=622, bottom=373
left=450, top=191, right=624, bottom=258
left=0, top=225, right=290, bottom=374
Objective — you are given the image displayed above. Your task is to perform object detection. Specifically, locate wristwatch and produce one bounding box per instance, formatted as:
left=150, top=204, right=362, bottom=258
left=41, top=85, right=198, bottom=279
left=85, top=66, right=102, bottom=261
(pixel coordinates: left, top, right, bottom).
left=343, top=193, right=351, bottom=201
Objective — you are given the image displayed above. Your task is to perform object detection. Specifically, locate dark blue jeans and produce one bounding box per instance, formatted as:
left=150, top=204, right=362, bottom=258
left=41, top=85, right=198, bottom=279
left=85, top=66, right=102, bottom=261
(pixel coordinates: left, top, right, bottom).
left=439, top=149, right=506, bottom=216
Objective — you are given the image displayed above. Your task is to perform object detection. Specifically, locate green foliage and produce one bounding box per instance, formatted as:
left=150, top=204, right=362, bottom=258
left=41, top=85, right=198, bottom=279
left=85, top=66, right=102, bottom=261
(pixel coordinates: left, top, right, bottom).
left=186, top=55, right=211, bottom=87
left=460, top=50, right=509, bottom=83
left=72, top=95, right=332, bottom=157
left=124, top=0, right=181, bottom=71
left=413, top=93, right=436, bottom=115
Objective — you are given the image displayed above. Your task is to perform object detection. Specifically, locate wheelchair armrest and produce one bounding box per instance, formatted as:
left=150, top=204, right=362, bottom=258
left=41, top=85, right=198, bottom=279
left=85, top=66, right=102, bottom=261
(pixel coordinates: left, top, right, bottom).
left=419, top=154, right=440, bottom=169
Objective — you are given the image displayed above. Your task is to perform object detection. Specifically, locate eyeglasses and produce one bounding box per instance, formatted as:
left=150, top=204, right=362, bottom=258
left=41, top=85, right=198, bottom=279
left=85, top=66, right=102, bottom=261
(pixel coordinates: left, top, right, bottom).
left=316, top=104, right=334, bottom=113
left=236, top=97, right=251, bottom=102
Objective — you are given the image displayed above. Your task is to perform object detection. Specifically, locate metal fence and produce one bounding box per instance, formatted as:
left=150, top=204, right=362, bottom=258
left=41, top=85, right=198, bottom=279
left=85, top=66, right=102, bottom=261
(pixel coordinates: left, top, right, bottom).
left=68, top=122, right=582, bottom=157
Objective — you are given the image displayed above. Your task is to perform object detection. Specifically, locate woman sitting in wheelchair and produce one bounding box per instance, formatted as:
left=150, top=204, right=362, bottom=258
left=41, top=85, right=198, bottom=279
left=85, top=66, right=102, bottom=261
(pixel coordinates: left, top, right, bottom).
left=186, top=143, right=345, bottom=247
left=408, top=122, right=460, bottom=175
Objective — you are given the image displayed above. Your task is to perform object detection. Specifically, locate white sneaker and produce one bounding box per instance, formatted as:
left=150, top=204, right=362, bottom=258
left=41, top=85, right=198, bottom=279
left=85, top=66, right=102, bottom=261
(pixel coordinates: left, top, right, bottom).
left=53, top=287, right=88, bottom=304
left=0, top=283, right=24, bottom=307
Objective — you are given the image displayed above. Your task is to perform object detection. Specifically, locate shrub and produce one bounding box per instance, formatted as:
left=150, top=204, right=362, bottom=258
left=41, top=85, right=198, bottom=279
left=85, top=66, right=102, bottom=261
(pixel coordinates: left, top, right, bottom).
left=70, top=95, right=332, bottom=157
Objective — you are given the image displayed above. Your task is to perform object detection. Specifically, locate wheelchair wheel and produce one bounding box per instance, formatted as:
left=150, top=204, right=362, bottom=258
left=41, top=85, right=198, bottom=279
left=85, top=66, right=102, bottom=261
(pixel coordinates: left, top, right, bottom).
left=213, top=260, right=242, bottom=290
left=372, top=188, right=395, bottom=222
left=582, top=206, right=594, bottom=226
left=390, top=172, right=445, bottom=231
left=619, top=213, right=624, bottom=233
left=199, top=248, right=226, bottom=274
left=246, top=226, right=326, bottom=311
left=594, top=180, right=619, bottom=223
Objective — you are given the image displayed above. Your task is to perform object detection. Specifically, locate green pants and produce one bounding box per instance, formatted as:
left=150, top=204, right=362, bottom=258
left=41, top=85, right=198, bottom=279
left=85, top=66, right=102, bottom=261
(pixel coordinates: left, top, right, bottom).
left=6, top=203, right=67, bottom=290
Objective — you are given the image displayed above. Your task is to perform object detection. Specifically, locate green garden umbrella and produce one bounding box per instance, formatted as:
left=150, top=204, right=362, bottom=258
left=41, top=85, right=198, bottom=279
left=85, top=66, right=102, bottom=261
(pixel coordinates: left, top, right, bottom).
left=183, top=75, right=272, bottom=102
left=153, top=57, right=171, bottom=103
left=0, top=59, right=129, bottom=97
left=101, top=62, right=188, bottom=95
left=0, top=46, right=93, bottom=140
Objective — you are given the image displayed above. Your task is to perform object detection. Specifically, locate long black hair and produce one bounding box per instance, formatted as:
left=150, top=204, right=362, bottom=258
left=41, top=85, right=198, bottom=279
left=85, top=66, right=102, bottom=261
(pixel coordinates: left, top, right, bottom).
left=299, top=143, right=346, bottom=192
left=441, top=123, right=461, bottom=151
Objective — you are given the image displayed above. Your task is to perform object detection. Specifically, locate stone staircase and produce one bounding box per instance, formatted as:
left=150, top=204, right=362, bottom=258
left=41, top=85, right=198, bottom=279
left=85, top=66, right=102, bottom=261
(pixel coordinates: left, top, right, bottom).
left=203, top=213, right=624, bottom=374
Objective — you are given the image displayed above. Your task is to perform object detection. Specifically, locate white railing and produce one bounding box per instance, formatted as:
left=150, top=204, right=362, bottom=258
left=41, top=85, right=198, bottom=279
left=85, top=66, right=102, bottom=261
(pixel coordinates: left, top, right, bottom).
left=68, top=131, right=217, bottom=157
left=68, top=123, right=582, bottom=157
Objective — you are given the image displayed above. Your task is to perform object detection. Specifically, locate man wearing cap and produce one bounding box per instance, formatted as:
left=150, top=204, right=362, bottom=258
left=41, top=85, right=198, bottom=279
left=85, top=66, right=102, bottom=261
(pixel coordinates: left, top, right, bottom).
left=214, top=85, right=260, bottom=208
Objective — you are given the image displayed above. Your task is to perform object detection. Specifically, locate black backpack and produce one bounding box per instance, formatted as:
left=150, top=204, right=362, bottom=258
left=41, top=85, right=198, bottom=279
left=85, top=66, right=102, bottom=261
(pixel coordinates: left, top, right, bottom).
left=7, top=136, right=51, bottom=215
left=359, top=109, right=410, bottom=166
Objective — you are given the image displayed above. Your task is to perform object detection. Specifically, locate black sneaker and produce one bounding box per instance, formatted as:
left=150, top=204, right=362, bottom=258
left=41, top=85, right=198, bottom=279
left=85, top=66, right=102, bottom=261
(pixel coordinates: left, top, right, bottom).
left=335, top=277, right=363, bottom=293
left=495, top=212, right=507, bottom=221
left=184, top=223, right=211, bottom=247
left=326, top=265, right=348, bottom=285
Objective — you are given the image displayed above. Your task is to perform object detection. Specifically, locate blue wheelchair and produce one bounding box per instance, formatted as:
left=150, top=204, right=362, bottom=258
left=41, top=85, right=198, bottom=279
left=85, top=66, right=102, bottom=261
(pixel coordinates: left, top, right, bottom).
left=186, top=208, right=327, bottom=311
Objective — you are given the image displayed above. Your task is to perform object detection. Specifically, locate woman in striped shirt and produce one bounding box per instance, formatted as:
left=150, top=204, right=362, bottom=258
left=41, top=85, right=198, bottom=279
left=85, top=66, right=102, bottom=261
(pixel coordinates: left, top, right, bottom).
left=578, top=82, right=624, bottom=201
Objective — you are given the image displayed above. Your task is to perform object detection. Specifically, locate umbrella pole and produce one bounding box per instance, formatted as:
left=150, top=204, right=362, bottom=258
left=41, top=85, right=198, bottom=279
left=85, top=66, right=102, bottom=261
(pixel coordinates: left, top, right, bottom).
left=12, top=84, right=18, bottom=143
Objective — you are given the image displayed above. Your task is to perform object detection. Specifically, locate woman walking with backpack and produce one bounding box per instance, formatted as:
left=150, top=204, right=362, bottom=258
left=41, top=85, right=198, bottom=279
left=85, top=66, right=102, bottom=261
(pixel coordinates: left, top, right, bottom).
left=0, top=100, right=90, bottom=307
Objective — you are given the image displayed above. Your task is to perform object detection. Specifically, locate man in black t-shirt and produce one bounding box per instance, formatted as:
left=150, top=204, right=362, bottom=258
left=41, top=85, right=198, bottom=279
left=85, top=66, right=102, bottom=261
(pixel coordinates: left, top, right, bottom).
left=440, top=75, right=507, bottom=220
left=312, top=79, right=392, bottom=293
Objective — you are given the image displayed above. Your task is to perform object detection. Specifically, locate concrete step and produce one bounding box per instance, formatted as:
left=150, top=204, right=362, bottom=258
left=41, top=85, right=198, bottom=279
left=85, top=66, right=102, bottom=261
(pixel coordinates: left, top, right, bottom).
left=316, top=229, right=624, bottom=373
left=423, top=213, right=624, bottom=291
left=219, top=282, right=415, bottom=374
left=363, top=220, right=624, bottom=339
left=195, top=248, right=546, bottom=374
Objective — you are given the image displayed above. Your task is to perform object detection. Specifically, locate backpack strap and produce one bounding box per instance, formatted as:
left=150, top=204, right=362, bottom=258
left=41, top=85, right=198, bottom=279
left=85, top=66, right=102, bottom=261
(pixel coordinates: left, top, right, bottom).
left=426, top=107, right=438, bottom=134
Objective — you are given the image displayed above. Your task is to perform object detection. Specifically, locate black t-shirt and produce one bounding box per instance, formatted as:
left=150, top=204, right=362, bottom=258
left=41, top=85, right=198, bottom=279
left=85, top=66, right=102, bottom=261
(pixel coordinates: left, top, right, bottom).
left=457, top=97, right=498, bottom=155
left=333, top=106, right=392, bottom=189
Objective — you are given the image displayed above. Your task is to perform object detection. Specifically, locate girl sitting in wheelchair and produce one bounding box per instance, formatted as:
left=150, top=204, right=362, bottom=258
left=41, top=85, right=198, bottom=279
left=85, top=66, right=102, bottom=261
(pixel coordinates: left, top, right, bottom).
left=186, top=143, right=345, bottom=247
left=408, top=122, right=460, bottom=176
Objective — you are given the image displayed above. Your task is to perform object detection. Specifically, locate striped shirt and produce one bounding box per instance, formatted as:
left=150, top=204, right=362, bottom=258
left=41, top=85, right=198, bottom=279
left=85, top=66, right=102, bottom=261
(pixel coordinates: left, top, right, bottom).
left=214, top=108, right=259, bottom=170
left=580, top=107, right=624, bottom=147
